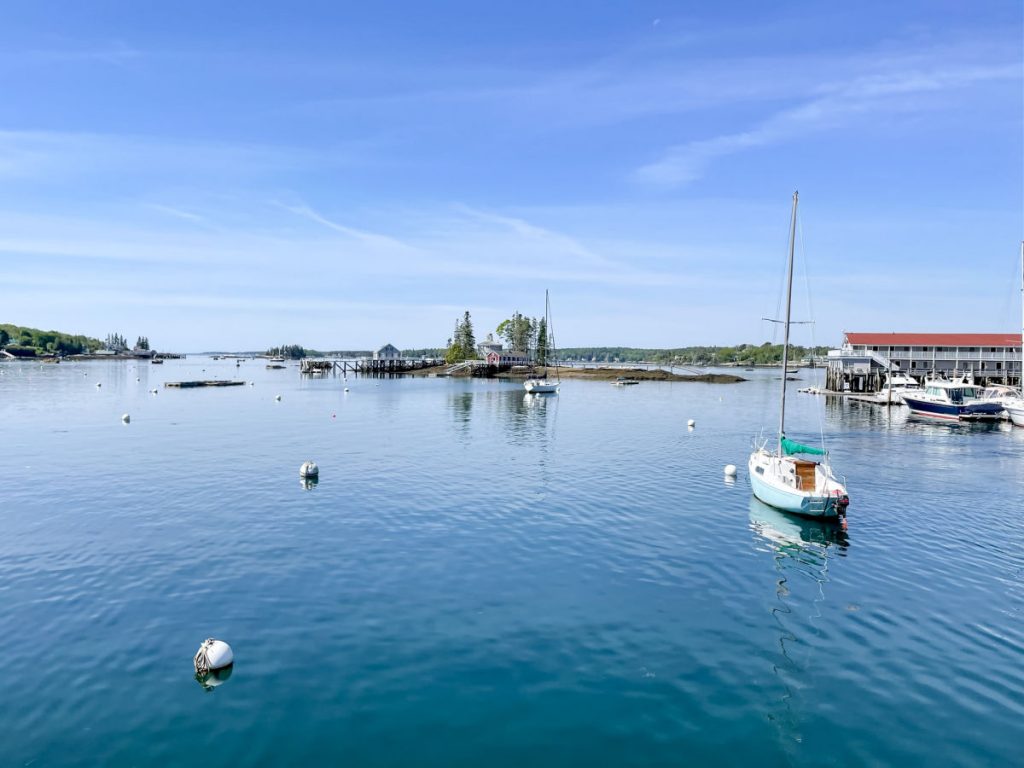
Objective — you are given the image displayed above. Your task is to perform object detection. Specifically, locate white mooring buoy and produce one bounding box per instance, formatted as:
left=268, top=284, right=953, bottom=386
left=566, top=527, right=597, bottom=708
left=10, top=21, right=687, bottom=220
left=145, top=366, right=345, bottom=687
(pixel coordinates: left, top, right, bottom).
left=724, top=464, right=737, bottom=477
left=300, top=460, right=319, bottom=478
left=344, top=387, right=350, bottom=393
left=96, top=382, right=102, bottom=388
left=122, top=413, right=130, bottom=423
left=194, top=638, right=233, bottom=673
left=275, top=394, right=282, bottom=401
left=687, top=419, right=695, bottom=428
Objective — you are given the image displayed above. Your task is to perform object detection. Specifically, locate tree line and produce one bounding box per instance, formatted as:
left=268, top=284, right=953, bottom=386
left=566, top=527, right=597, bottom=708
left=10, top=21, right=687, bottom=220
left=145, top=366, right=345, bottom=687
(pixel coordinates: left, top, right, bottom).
left=444, top=310, right=552, bottom=364
left=0, top=324, right=103, bottom=355
left=557, top=343, right=830, bottom=365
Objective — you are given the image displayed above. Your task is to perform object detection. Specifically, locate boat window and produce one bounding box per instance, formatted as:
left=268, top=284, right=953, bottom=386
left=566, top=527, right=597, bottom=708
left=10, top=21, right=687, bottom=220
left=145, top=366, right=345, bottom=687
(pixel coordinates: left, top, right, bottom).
left=949, top=388, right=963, bottom=404
left=755, top=466, right=764, bottom=475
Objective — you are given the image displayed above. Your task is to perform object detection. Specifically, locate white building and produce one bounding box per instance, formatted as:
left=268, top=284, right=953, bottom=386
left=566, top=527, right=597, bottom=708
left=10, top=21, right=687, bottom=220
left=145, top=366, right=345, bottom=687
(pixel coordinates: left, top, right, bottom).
left=374, top=343, right=402, bottom=361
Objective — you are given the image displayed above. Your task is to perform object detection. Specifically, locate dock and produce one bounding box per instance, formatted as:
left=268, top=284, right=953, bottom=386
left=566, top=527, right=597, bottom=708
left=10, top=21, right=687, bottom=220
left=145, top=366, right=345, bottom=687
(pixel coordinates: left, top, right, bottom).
left=165, top=380, right=247, bottom=388
left=300, top=358, right=443, bottom=376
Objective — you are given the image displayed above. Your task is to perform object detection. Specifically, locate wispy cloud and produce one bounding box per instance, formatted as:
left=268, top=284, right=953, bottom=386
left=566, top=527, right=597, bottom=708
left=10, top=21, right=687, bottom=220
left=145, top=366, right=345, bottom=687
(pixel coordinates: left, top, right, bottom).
left=634, top=62, right=1019, bottom=186
left=278, top=202, right=419, bottom=252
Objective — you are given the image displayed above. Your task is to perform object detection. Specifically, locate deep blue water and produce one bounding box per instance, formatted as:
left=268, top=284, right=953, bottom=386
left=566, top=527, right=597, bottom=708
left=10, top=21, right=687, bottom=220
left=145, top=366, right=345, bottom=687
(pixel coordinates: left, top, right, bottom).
left=2, top=358, right=1023, bottom=767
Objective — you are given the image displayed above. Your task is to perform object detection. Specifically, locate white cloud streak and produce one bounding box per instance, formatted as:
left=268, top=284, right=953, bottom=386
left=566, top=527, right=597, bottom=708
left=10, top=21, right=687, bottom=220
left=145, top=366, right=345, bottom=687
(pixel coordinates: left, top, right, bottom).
left=634, top=62, right=1019, bottom=186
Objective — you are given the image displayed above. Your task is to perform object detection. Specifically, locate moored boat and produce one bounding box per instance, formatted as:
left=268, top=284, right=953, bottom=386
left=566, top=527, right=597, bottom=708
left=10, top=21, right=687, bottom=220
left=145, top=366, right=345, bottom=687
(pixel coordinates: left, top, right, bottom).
left=901, top=379, right=1004, bottom=421
left=523, top=290, right=560, bottom=395
left=748, top=192, right=849, bottom=519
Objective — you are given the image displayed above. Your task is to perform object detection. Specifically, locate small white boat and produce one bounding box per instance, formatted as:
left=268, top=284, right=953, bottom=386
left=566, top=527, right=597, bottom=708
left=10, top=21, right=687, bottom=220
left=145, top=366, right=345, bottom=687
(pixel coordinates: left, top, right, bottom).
left=524, top=290, right=560, bottom=395
left=881, top=371, right=922, bottom=404
left=1007, top=403, right=1024, bottom=427
left=611, top=376, right=640, bottom=386
left=748, top=192, right=849, bottom=519
left=979, top=384, right=1022, bottom=419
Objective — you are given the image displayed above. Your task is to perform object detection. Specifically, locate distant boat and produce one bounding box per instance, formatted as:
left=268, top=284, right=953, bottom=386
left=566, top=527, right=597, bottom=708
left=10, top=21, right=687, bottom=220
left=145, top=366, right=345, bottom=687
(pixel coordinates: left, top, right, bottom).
left=748, top=192, right=850, bottom=519
left=611, top=376, right=639, bottom=386
left=901, top=379, right=1004, bottom=421
left=524, top=290, right=560, bottom=395
left=151, top=358, right=164, bottom=365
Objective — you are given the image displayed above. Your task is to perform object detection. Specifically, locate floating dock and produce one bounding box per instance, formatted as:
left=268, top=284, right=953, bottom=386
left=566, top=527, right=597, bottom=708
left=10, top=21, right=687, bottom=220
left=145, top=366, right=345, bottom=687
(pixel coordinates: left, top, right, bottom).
left=165, top=380, right=246, bottom=388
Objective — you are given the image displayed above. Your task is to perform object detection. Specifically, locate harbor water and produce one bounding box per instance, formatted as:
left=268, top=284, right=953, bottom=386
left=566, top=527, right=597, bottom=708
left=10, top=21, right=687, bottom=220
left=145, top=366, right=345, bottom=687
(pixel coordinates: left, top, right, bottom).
left=1, top=358, right=1023, bottom=766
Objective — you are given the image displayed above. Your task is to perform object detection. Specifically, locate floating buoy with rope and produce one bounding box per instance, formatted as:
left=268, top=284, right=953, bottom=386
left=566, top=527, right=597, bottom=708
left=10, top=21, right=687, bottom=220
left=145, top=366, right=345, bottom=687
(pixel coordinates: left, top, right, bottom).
left=194, top=638, right=234, bottom=691
left=724, top=464, right=737, bottom=477
left=300, top=460, right=319, bottom=478
left=194, top=638, right=233, bottom=674
left=687, top=419, right=695, bottom=428
left=275, top=395, right=282, bottom=401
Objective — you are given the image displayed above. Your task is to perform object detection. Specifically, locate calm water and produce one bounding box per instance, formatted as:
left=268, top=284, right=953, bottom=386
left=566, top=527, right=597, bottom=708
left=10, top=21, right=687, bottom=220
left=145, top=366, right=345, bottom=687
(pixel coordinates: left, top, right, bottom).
left=2, top=358, right=1023, bottom=767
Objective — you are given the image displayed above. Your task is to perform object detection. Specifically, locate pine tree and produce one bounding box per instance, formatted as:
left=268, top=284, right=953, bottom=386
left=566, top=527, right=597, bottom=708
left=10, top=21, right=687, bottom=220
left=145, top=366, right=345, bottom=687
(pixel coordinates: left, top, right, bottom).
left=535, top=317, right=548, bottom=365
left=459, top=311, right=477, bottom=359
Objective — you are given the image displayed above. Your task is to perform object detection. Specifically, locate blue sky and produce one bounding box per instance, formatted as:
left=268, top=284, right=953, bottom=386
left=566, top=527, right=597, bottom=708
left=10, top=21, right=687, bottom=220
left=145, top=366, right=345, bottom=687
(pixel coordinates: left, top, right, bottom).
left=1, top=1, right=1021, bottom=351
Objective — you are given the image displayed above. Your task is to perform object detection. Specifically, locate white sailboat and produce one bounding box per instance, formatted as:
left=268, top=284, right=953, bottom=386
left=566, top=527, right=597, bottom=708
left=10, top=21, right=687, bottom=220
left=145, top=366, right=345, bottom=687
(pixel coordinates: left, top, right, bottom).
left=524, top=290, right=560, bottom=394
left=748, top=192, right=850, bottom=518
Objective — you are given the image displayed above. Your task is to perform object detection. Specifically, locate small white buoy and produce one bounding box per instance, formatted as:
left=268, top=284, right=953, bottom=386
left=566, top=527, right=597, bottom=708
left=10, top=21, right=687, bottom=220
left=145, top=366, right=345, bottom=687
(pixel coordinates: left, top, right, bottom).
left=122, top=413, right=130, bottom=423
left=96, top=382, right=102, bottom=388
left=300, top=460, right=319, bottom=478
left=250, top=382, right=254, bottom=386
left=344, top=387, right=350, bottom=392
left=136, top=377, right=140, bottom=382
left=275, top=394, right=282, bottom=401
left=150, top=388, right=158, bottom=394
left=724, top=464, right=737, bottom=477
left=194, top=638, right=233, bottom=675
left=687, top=419, right=695, bottom=427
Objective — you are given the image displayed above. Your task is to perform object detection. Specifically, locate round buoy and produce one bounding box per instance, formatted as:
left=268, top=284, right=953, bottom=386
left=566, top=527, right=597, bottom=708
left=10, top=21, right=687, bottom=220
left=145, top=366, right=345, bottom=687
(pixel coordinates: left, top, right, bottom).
left=300, top=460, right=319, bottom=478
left=250, top=382, right=254, bottom=386
left=687, top=419, right=695, bottom=428
left=136, top=377, right=140, bottom=382
left=96, top=382, right=102, bottom=388
left=122, top=413, right=130, bottom=423
left=344, top=387, right=350, bottom=393
left=194, top=638, right=233, bottom=673
left=724, top=464, right=737, bottom=477
left=150, top=388, right=158, bottom=394
left=275, top=394, right=282, bottom=401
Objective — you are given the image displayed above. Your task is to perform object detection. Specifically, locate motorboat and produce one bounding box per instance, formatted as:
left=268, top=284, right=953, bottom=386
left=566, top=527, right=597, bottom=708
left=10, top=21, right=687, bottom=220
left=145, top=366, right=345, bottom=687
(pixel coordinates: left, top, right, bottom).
left=611, top=376, right=640, bottom=386
left=901, top=379, right=1005, bottom=421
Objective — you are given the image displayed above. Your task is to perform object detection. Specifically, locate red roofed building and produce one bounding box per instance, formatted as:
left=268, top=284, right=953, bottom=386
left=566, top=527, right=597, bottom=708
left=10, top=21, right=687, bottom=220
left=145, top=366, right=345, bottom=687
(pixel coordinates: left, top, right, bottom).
left=828, top=331, right=1022, bottom=390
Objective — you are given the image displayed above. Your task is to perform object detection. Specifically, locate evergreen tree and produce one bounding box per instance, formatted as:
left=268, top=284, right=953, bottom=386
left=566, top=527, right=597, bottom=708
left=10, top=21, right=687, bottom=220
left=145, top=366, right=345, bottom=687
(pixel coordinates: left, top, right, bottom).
left=535, top=317, right=548, bottom=365
left=0, top=329, right=8, bottom=347
left=458, top=311, right=477, bottom=359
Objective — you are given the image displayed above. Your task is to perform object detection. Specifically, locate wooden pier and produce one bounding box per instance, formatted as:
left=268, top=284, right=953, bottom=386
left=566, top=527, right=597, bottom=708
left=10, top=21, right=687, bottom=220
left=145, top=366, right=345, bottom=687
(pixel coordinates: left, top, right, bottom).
left=300, top=358, right=443, bottom=376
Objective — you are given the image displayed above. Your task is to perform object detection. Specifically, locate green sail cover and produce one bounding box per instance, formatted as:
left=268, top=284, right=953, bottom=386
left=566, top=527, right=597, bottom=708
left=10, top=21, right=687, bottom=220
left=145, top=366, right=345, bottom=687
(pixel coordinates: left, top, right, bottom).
left=781, top=436, right=826, bottom=456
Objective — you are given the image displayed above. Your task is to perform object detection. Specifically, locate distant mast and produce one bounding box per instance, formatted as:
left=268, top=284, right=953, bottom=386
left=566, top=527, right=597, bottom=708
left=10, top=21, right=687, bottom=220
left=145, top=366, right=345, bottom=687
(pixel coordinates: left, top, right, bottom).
left=778, top=191, right=798, bottom=455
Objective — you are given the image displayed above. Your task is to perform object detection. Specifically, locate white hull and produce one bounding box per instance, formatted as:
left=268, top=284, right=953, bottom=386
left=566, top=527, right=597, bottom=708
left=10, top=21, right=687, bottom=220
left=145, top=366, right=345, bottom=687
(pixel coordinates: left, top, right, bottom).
left=1008, top=406, right=1024, bottom=427
left=748, top=449, right=848, bottom=519
left=524, top=379, right=559, bottom=394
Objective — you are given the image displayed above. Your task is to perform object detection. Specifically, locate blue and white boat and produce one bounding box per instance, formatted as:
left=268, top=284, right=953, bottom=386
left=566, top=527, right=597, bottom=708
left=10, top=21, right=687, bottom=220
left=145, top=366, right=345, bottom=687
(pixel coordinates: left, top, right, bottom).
left=748, top=192, right=850, bottom=520
left=901, top=379, right=1005, bottom=421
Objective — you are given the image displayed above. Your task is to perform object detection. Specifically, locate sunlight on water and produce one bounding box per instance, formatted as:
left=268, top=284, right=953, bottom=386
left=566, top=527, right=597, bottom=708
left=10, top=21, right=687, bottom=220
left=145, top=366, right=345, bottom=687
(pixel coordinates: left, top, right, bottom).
left=1, top=358, right=1023, bottom=766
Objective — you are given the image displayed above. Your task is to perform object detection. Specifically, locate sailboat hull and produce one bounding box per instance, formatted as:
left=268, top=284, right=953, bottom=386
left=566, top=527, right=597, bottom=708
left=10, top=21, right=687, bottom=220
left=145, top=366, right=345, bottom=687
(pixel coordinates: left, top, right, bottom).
left=524, top=380, right=559, bottom=394
left=748, top=451, right=848, bottom=519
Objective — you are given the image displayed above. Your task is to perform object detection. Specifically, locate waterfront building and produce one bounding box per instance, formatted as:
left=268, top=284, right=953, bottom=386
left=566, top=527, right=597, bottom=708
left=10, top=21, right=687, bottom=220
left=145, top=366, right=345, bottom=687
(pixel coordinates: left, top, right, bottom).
left=827, top=332, right=1022, bottom=391
left=485, top=350, right=529, bottom=366
left=374, top=343, right=402, bottom=361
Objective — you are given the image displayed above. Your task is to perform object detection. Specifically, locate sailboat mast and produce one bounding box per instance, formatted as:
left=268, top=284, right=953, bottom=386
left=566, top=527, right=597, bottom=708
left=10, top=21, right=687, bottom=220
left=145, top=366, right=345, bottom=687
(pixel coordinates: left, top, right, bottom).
left=1020, top=241, right=1023, bottom=387
left=778, top=191, right=798, bottom=453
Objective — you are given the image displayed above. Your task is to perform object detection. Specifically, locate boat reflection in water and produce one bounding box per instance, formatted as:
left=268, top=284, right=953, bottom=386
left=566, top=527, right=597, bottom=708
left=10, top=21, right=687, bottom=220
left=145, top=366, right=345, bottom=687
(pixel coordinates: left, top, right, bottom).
left=749, top=495, right=849, bottom=751
left=748, top=495, right=849, bottom=555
